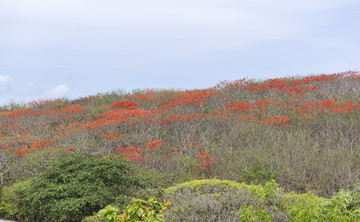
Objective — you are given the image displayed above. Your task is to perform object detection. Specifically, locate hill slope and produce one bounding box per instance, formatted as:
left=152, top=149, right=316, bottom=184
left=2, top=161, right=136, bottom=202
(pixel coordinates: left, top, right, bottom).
left=1, top=71, right=360, bottom=198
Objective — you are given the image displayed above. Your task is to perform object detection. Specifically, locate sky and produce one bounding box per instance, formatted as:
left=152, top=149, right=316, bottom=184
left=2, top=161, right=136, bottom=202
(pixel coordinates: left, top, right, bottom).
left=1, top=0, right=360, bottom=105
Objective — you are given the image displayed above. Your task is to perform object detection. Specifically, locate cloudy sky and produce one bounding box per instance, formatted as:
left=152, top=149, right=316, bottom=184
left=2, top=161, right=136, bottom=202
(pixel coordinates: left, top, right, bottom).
left=1, top=0, right=359, bottom=105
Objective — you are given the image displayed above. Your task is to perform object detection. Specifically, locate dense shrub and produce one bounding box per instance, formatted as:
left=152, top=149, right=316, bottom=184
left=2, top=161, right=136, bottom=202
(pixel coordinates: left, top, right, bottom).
left=0, top=180, right=31, bottom=220
left=345, top=182, right=360, bottom=210
left=16, top=152, right=147, bottom=222
left=0, top=201, right=15, bottom=220
left=163, top=179, right=360, bottom=222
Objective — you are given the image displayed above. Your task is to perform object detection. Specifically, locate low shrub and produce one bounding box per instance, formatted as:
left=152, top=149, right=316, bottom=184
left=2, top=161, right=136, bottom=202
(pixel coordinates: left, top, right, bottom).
left=163, top=179, right=286, bottom=221
left=0, top=180, right=32, bottom=220
left=345, top=182, right=360, bottom=210
left=83, top=197, right=170, bottom=222
left=0, top=201, right=15, bottom=220
left=163, top=179, right=360, bottom=221
left=17, top=152, right=147, bottom=222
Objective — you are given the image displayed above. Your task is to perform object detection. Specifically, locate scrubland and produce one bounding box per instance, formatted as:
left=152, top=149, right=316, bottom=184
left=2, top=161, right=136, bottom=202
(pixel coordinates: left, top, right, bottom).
left=1, top=71, right=360, bottom=221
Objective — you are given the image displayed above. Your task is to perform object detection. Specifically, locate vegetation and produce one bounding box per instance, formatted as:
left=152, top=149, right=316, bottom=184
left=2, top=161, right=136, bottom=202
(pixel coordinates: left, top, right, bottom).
left=163, top=179, right=360, bottom=221
left=1, top=153, right=147, bottom=221
left=83, top=197, right=170, bottom=222
left=1, top=71, right=360, bottom=220
left=85, top=179, right=360, bottom=221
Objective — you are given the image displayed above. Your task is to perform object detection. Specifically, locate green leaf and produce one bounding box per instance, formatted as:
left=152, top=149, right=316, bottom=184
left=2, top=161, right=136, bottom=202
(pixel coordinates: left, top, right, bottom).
left=148, top=215, right=157, bottom=222
left=137, top=208, right=144, bottom=216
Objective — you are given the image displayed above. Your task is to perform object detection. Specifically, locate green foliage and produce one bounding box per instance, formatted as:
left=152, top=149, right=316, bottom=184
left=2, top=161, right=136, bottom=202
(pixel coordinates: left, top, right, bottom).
left=119, top=197, right=169, bottom=222
left=165, top=178, right=258, bottom=195
left=0, top=201, right=15, bottom=220
left=346, top=182, right=360, bottom=209
left=97, top=205, right=120, bottom=222
left=284, top=193, right=327, bottom=221
left=0, top=179, right=32, bottom=220
left=17, top=152, right=147, bottom=222
left=237, top=205, right=272, bottom=222
left=89, top=197, right=169, bottom=222
left=323, top=189, right=360, bottom=221
left=240, top=164, right=280, bottom=185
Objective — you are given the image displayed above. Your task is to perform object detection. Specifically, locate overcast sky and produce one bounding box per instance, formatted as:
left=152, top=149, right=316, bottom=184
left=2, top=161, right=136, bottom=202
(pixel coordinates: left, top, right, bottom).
left=1, top=0, right=360, bottom=105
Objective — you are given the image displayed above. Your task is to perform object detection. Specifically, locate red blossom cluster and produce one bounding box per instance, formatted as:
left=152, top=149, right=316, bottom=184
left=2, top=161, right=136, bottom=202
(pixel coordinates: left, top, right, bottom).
left=116, top=139, right=165, bottom=162
left=116, top=145, right=144, bottom=162
left=0, top=104, right=83, bottom=120
left=224, top=99, right=291, bottom=127
left=163, top=114, right=207, bottom=124
left=217, top=71, right=360, bottom=97
left=99, top=132, right=124, bottom=141
left=290, top=98, right=360, bottom=119
left=223, top=96, right=360, bottom=125
left=143, top=139, right=164, bottom=152
left=196, top=150, right=217, bottom=176
left=111, top=100, right=139, bottom=109
left=161, top=89, right=218, bottom=110
left=86, top=108, right=157, bottom=129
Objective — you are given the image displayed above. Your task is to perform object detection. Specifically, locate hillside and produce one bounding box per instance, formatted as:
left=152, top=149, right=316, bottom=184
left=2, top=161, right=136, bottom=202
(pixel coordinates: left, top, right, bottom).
left=1, top=71, right=360, bottom=221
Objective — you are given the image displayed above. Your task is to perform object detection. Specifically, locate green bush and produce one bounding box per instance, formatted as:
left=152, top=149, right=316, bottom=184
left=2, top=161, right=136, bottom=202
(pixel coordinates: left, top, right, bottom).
left=0, top=201, right=15, bottom=220
left=239, top=162, right=280, bottom=185
left=115, top=197, right=169, bottom=222
left=83, top=197, right=170, bottom=222
left=17, top=152, right=147, bottom=222
left=0, top=180, right=32, bottom=220
left=345, top=182, right=360, bottom=210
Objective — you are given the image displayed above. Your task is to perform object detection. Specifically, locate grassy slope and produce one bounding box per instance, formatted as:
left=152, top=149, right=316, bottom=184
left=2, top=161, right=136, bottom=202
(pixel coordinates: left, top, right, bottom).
left=1, top=71, right=360, bottom=198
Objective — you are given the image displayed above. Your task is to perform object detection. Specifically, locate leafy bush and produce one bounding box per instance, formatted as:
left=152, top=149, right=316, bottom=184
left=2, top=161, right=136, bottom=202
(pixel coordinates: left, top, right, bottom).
left=345, top=182, right=360, bottom=210
left=17, top=152, right=147, bottom=222
left=116, top=197, right=169, bottom=222
left=0, top=201, right=15, bottom=220
left=322, top=185, right=360, bottom=221
left=0, top=180, right=32, bottom=220
left=83, top=197, right=170, bottom=222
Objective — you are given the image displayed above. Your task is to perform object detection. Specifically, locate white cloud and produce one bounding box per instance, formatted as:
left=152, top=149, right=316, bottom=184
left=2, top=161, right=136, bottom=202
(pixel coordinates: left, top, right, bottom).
left=0, top=75, right=12, bottom=94
left=45, top=84, right=70, bottom=98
